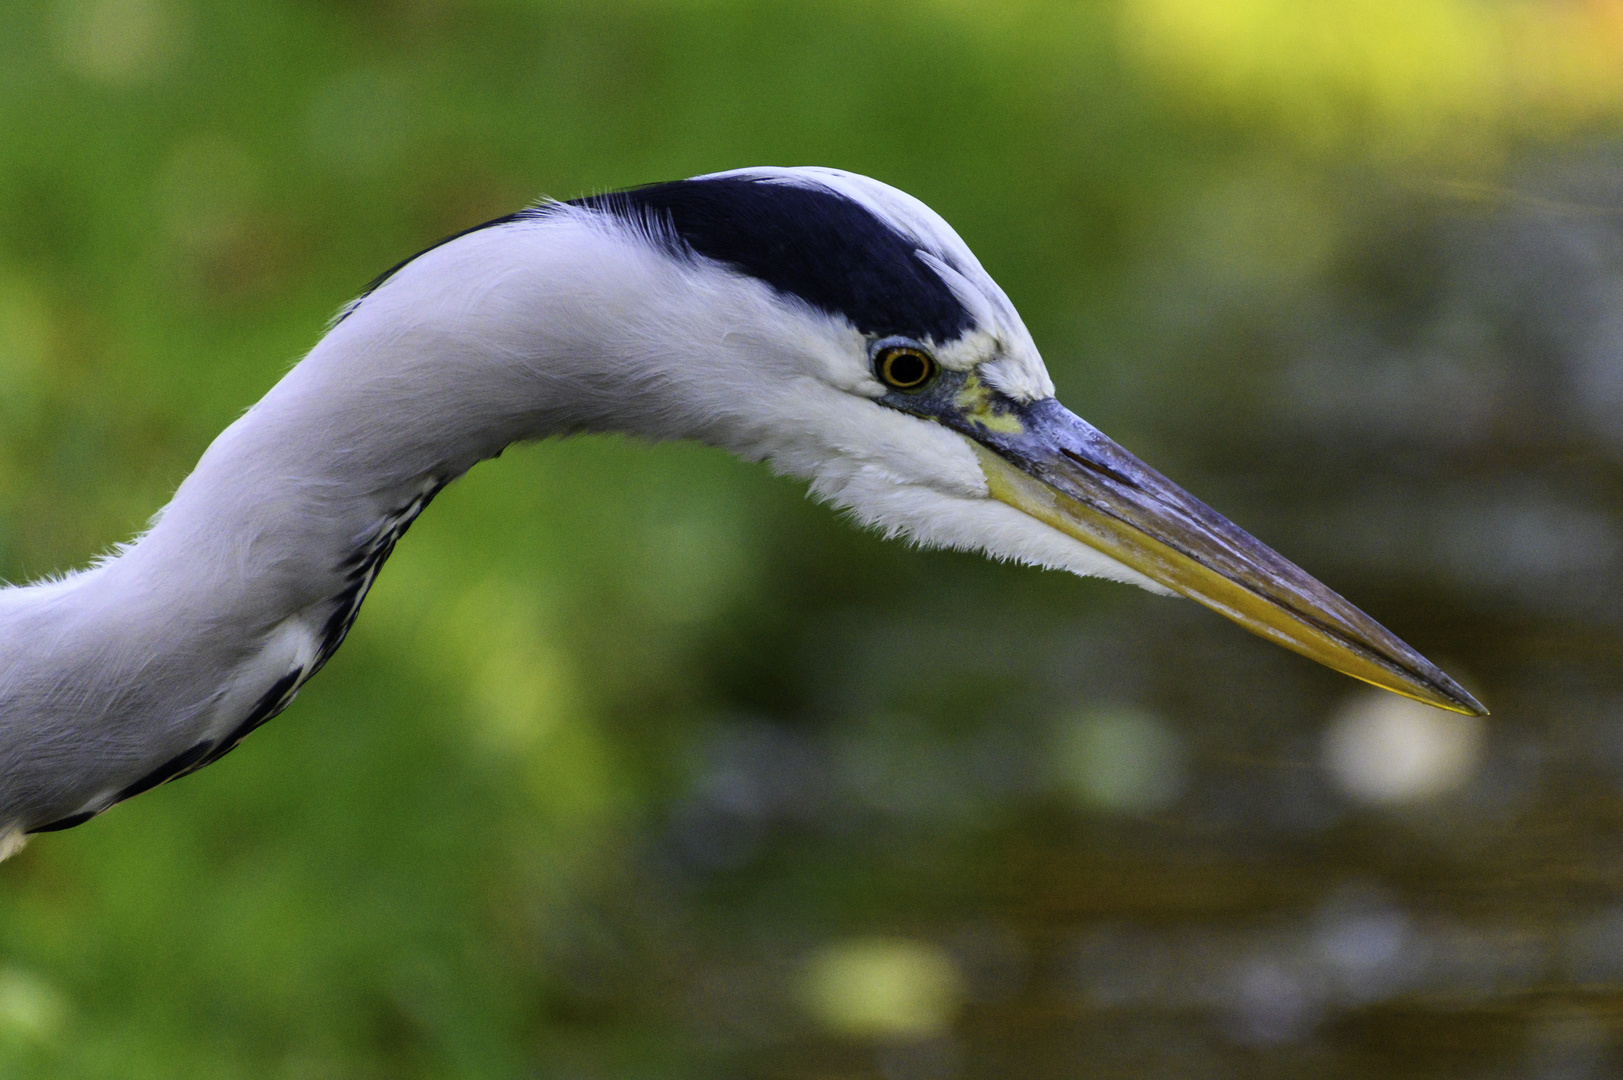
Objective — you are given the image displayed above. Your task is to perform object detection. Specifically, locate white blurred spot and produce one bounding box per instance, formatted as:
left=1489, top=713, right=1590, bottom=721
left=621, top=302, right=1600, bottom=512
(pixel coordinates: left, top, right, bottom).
left=0, top=967, right=67, bottom=1042
left=1054, top=705, right=1186, bottom=813
left=799, top=938, right=963, bottom=1040
left=1322, top=692, right=1484, bottom=804
left=1222, top=956, right=1320, bottom=1045
left=53, top=0, right=182, bottom=84
left=1311, top=886, right=1417, bottom=1004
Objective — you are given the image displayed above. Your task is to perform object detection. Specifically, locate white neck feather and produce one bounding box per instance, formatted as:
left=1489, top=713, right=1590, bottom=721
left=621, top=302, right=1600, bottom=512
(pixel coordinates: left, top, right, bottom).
left=0, top=195, right=1137, bottom=848
left=0, top=210, right=806, bottom=837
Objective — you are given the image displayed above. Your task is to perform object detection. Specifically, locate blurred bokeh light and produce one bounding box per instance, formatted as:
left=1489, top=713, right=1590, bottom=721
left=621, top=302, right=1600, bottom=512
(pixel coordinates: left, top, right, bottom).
left=1322, top=691, right=1486, bottom=803
left=798, top=938, right=964, bottom=1040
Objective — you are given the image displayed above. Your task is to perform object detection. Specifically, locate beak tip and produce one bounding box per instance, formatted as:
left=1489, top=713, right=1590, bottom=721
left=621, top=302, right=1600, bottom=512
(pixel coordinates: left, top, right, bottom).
left=1429, top=673, right=1489, bottom=717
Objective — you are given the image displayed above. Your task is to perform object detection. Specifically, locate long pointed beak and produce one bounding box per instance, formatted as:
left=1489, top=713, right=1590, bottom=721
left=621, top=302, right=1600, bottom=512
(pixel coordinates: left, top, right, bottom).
left=955, top=394, right=1486, bottom=716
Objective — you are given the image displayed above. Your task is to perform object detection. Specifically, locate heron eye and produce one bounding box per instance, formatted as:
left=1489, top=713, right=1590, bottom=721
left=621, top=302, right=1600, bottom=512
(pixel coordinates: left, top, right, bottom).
left=875, top=346, right=936, bottom=391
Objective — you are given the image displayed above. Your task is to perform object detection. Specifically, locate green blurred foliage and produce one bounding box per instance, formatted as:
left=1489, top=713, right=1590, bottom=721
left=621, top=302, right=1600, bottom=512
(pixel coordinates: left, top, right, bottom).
left=3, top=0, right=1623, bottom=1076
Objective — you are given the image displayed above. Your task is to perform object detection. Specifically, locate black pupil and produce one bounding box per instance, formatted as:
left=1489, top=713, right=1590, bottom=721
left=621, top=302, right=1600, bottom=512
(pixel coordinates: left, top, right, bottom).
left=885, top=350, right=928, bottom=387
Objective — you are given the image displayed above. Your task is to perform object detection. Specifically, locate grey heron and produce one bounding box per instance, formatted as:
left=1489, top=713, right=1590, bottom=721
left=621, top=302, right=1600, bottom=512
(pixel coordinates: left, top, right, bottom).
left=0, top=167, right=1484, bottom=858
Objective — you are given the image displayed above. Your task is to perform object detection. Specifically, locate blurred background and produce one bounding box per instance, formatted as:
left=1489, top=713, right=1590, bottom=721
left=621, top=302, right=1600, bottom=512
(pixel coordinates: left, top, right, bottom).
left=3, top=0, right=1623, bottom=1076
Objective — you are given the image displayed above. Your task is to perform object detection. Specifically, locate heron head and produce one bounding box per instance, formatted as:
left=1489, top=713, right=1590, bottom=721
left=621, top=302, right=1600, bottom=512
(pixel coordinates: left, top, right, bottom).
left=571, top=168, right=1483, bottom=717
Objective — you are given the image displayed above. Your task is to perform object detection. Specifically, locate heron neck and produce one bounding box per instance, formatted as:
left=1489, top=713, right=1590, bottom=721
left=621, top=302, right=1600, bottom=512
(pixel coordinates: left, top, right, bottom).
left=0, top=212, right=691, bottom=835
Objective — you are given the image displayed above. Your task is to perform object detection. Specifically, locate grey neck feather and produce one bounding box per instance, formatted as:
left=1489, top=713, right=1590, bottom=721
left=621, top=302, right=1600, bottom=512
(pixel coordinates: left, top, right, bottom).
left=0, top=209, right=735, bottom=838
